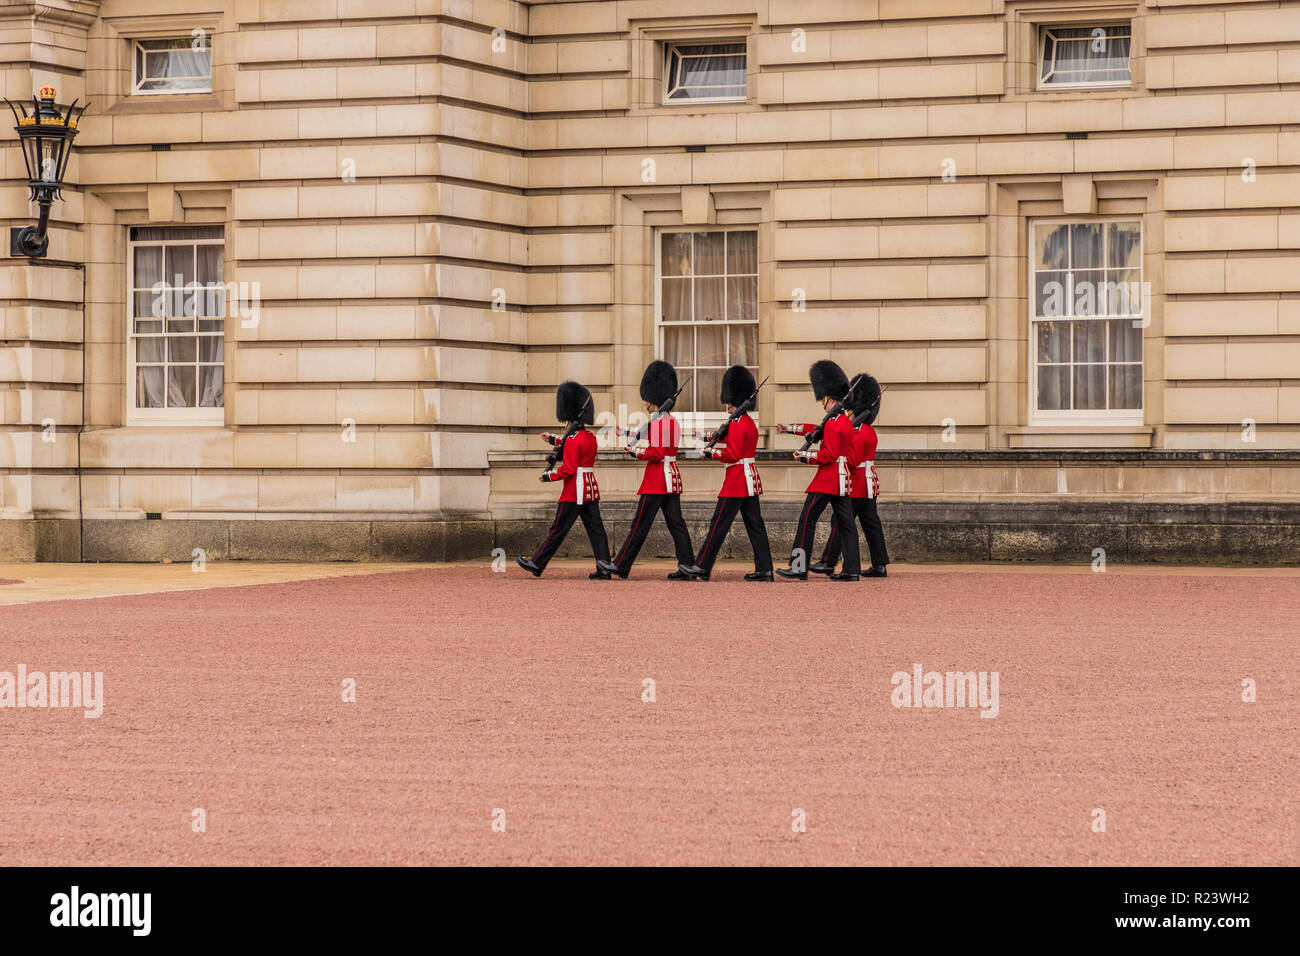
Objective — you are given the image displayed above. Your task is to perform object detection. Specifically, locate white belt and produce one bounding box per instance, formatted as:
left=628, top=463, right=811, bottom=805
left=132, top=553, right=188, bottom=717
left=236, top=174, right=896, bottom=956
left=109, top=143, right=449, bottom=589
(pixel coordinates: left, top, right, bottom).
left=576, top=466, right=594, bottom=504
left=662, top=455, right=679, bottom=490
left=739, top=456, right=758, bottom=496
left=836, top=455, right=849, bottom=496
left=859, top=459, right=876, bottom=498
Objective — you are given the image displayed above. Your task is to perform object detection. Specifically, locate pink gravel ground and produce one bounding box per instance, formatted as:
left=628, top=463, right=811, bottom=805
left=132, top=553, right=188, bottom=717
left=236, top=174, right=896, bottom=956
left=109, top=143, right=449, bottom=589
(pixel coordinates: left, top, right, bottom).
left=0, top=563, right=1295, bottom=866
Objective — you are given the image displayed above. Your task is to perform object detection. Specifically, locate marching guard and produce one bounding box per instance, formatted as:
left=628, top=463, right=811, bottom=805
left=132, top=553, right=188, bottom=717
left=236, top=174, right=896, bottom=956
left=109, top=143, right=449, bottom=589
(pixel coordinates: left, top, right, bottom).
left=516, top=380, right=613, bottom=579
left=812, top=373, right=890, bottom=578
left=682, top=365, right=773, bottom=581
left=598, top=360, right=698, bottom=580
left=776, top=360, right=862, bottom=581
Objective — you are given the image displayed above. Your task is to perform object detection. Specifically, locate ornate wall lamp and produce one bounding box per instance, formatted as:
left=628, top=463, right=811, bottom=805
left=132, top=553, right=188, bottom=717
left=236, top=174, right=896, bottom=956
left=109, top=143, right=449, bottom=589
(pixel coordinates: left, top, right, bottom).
left=5, top=86, right=88, bottom=258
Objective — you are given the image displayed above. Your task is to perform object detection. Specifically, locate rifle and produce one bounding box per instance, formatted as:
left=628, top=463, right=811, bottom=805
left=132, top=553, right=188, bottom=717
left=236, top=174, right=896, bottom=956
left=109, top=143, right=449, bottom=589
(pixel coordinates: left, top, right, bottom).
left=621, top=376, right=691, bottom=453
left=542, top=394, right=592, bottom=476
left=798, top=373, right=865, bottom=453
left=691, top=376, right=768, bottom=458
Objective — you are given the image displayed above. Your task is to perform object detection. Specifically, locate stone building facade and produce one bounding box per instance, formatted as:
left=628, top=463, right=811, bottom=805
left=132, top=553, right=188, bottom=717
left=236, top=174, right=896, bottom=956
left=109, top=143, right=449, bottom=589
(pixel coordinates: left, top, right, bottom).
left=2, top=0, right=1299, bottom=563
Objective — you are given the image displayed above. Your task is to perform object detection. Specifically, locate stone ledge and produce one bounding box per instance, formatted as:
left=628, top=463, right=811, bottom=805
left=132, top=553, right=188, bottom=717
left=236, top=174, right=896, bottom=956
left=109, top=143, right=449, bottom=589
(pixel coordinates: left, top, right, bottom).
left=491, top=448, right=1300, bottom=465
left=2, top=503, right=1299, bottom=565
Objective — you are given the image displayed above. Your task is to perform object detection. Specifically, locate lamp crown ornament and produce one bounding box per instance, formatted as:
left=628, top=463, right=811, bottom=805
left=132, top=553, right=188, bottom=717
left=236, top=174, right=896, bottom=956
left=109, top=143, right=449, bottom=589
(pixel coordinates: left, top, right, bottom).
left=5, top=86, right=90, bottom=258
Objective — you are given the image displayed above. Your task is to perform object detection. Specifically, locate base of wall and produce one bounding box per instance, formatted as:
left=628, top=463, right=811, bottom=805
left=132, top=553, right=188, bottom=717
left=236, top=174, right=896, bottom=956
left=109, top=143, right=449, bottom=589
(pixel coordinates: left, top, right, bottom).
left=3, top=500, right=1299, bottom=565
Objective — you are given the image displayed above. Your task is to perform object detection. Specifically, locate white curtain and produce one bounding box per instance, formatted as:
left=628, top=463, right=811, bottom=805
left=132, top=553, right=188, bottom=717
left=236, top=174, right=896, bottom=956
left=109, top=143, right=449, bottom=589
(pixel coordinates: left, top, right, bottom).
left=669, top=44, right=746, bottom=99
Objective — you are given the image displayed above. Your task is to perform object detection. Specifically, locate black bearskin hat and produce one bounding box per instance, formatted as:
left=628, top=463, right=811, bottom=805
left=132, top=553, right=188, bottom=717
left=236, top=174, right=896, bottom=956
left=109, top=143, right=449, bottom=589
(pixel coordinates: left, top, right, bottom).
left=850, top=373, right=882, bottom=424
left=809, top=359, right=849, bottom=402
left=719, top=365, right=756, bottom=407
left=556, top=381, right=594, bottom=425
left=639, top=360, right=678, bottom=406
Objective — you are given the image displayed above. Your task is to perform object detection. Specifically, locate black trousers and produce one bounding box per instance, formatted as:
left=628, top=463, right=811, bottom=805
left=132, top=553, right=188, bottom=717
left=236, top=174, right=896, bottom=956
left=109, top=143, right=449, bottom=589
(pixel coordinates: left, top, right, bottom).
left=789, top=492, right=860, bottom=575
left=611, top=493, right=695, bottom=575
left=694, top=496, right=774, bottom=573
left=822, top=497, right=890, bottom=569
left=530, top=500, right=611, bottom=570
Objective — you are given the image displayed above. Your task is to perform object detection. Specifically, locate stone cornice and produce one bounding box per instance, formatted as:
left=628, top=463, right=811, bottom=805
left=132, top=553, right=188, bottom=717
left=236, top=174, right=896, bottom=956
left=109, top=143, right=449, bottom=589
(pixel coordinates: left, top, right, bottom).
left=0, top=1, right=101, bottom=30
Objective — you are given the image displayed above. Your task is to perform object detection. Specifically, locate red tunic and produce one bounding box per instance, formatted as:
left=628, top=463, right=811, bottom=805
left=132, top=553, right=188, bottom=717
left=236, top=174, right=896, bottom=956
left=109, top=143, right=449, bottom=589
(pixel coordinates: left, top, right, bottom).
left=852, top=423, right=880, bottom=499
left=632, top=414, right=683, bottom=495
left=707, top=413, right=763, bottom=497
left=791, top=414, right=859, bottom=495
left=546, top=427, right=600, bottom=504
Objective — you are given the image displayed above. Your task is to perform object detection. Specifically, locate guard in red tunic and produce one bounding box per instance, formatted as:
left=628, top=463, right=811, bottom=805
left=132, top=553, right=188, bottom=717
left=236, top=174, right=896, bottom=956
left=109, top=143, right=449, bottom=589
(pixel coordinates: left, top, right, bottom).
left=517, top=381, right=613, bottom=579
left=775, top=360, right=862, bottom=581
left=812, top=373, right=890, bottom=578
left=682, top=365, right=773, bottom=581
left=597, top=360, right=697, bottom=580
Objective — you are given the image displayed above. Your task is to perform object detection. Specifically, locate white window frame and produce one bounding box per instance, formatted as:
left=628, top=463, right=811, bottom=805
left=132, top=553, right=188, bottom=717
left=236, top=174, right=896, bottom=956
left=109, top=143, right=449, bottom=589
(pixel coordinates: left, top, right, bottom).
left=1028, top=218, right=1144, bottom=426
left=1036, top=22, right=1132, bottom=91
left=662, top=41, right=748, bottom=105
left=126, top=228, right=226, bottom=426
left=131, top=37, right=213, bottom=96
left=653, top=226, right=760, bottom=428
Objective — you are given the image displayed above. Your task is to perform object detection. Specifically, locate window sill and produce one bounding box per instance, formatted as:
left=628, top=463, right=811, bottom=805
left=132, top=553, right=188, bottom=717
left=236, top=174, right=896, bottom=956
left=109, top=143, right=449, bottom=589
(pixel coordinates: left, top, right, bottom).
left=106, top=94, right=225, bottom=115
left=628, top=100, right=762, bottom=116
left=124, top=416, right=226, bottom=428
left=1008, top=425, right=1153, bottom=449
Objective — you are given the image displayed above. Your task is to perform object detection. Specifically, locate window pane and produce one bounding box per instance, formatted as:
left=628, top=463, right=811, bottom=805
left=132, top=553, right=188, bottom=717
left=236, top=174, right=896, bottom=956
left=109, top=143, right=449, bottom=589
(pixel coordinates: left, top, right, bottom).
left=196, top=244, right=224, bottom=285
left=1035, top=224, right=1070, bottom=270
left=1099, top=273, right=1141, bottom=316
left=1073, top=364, right=1107, bottom=410
left=1034, top=270, right=1067, bottom=318
left=661, top=233, right=691, bottom=276
left=674, top=376, right=694, bottom=414
left=167, top=316, right=194, bottom=333
left=1041, top=26, right=1131, bottom=85
left=1107, top=221, right=1141, bottom=268
left=1036, top=321, right=1070, bottom=363
left=1108, top=319, right=1142, bottom=363
left=726, top=276, right=757, bottom=323
left=693, top=232, right=726, bottom=275
left=136, top=338, right=165, bottom=363
left=131, top=226, right=224, bottom=242
left=696, top=367, right=723, bottom=413
left=1070, top=223, right=1104, bottom=269
left=1038, top=365, right=1070, bottom=411
left=133, top=246, right=162, bottom=287
left=697, top=324, right=726, bottom=367
left=1109, top=365, right=1142, bottom=410
left=198, top=336, right=224, bottom=363
left=165, top=245, right=195, bottom=287
left=663, top=326, right=693, bottom=367
left=666, top=43, right=746, bottom=100
left=167, top=366, right=196, bottom=408
left=726, top=231, right=757, bottom=274
left=169, top=337, right=198, bottom=363
left=197, top=286, right=226, bottom=318
left=661, top=278, right=691, bottom=322
left=694, top=277, right=724, bottom=323
left=728, top=323, right=758, bottom=366
left=1071, top=269, right=1105, bottom=317
left=1073, top=320, right=1105, bottom=364
left=137, top=367, right=165, bottom=409
left=134, top=290, right=164, bottom=320
left=199, top=367, right=224, bottom=408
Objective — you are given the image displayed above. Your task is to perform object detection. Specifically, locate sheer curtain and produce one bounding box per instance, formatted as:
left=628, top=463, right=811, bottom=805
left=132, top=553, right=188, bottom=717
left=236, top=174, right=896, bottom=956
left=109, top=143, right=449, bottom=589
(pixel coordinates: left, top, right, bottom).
left=668, top=44, right=746, bottom=99
left=1043, top=27, right=1131, bottom=85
